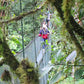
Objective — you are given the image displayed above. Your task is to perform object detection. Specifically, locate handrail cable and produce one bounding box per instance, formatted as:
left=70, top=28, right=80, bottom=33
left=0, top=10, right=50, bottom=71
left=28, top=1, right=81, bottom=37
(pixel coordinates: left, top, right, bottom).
left=19, top=0, right=25, bottom=58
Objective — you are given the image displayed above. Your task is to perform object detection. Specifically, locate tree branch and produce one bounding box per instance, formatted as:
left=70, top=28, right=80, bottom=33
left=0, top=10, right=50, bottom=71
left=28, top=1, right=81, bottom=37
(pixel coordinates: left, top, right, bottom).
left=0, top=0, right=48, bottom=24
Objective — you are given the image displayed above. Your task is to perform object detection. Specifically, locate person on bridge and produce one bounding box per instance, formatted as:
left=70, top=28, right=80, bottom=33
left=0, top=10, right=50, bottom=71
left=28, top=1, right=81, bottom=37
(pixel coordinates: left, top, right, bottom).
left=46, top=8, right=52, bottom=28
left=42, top=21, right=47, bottom=29
left=38, top=24, right=49, bottom=49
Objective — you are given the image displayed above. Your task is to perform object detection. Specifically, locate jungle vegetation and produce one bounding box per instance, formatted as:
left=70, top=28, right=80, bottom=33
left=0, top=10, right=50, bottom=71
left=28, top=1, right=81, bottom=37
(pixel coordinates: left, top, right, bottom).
left=0, top=0, right=84, bottom=84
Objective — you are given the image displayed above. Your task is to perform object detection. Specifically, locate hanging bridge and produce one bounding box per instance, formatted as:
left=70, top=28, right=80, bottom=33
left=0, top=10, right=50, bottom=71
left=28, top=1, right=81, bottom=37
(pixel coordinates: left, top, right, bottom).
left=16, top=34, right=51, bottom=84
left=0, top=34, right=51, bottom=84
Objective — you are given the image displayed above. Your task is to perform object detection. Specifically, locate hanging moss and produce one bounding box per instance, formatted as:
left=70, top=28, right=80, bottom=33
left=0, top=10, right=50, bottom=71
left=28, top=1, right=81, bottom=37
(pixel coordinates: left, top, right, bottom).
left=62, top=0, right=75, bottom=22
left=16, top=59, right=39, bottom=84
left=1, top=70, right=11, bottom=81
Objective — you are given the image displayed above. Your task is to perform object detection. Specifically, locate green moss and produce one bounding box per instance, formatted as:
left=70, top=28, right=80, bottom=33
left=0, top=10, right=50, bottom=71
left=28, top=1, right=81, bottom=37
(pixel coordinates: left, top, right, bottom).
left=2, top=40, right=19, bottom=70
left=62, top=0, right=75, bottom=22
left=0, top=27, right=3, bottom=40
left=16, top=59, right=39, bottom=84
left=0, top=43, right=3, bottom=57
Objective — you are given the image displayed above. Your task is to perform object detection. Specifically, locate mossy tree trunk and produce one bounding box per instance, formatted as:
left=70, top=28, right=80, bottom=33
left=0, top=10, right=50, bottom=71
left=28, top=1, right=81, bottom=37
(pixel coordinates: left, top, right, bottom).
left=0, top=24, right=39, bottom=84
left=48, top=0, right=84, bottom=62
left=0, top=0, right=39, bottom=83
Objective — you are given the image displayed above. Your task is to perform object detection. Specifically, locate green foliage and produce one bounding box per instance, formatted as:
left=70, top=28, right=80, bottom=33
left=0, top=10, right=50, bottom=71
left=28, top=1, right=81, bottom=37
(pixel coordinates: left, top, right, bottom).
left=62, top=0, right=75, bottom=22
left=6, top=0, right=43, bottom=53
left=79, top=8, right=84, bottom=19
left=0, top=44, right=3, bottom=57
left=66, top=50, right=77, bottom=62
left=0, top=0, right=84, bottom=84
left=16, top=59, right=39, bottom=84
left=39, top=62, right=54, bottom=79
left=49, top=71, right=63, bottom=84
left=0, top=27, right=3, bottom=40
left=78, top=1, right=84, bottom=19
left=59, top=77, right=75, bottom=84
left=75, top=69, right=84, bottom=80
left=59, top=77, right=84, bottom=84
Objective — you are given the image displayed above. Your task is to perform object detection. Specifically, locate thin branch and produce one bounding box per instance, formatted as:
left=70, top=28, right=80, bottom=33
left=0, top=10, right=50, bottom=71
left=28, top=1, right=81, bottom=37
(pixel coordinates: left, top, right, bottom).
left=0, top=0, right=48, bottom=24
left=56, top=76, right=67, bottom=83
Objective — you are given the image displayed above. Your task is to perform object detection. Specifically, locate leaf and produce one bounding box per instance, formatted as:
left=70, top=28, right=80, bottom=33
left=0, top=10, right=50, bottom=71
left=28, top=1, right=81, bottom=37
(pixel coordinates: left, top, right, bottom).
left=45, top=39, right=48, bottom=45
left=12, top=0, right=14, bottom=1
left=75, top=69, right=84, bottom=79
left=39, top=15, right=45, bottom=19
left=49, top=71, right=63, bottom=84
left=12, top=51, right=16, bottom=55
left=51, top=58, right=55, bottom=64
left=58, top=55, right=68, bottom=62
left=13, top=14, right=16, bottom=17
left=0, top=27, right=3, bottom=39
left=9, top=41, right=17, bottom=50
left=11, top=37, right=22, bottom=47
left=55, top=49, right=62, bottom=61
left=39, top=63, right=54, bottom=79
left=51, top=45, right=54, bottom=48
left=66, top=50, right=77, bottom=62
left=57, top=49, right=62, bottom=57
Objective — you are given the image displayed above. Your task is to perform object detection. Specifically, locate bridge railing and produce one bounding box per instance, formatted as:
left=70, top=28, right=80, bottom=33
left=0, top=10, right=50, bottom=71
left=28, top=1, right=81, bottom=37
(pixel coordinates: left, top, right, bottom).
left=16, top=35, right=51, bottom=84
left=16, top=35, right=42, bottom=64
left=38, top=36, right=51, bottom=84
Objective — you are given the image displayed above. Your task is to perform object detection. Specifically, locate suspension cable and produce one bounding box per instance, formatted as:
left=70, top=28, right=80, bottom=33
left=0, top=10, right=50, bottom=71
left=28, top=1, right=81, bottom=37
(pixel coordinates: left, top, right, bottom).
left=19, top=0, right=25, bottom=58
left=33, top=1, right=38, bottom=67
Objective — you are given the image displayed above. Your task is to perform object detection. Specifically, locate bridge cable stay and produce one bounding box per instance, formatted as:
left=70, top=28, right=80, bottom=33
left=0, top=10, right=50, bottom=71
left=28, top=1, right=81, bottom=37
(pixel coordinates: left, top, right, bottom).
left=33, top=0, right=38, bottom=67
left=19, top=0, right=25, bottom=58
left=19, top=0, right=38, bottom=66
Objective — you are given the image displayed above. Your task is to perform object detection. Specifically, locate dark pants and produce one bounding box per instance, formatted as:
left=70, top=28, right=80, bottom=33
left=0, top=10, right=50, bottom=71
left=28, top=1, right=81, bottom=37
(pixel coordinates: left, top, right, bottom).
left=41, top=38, right=47, bottom=49
left=46, top=19, right=50, bottom=27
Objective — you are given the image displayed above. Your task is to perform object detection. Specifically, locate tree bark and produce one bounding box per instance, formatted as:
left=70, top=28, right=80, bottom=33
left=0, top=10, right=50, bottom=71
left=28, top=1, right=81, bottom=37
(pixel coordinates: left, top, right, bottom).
left=2, top=38, right=19, bottom=70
